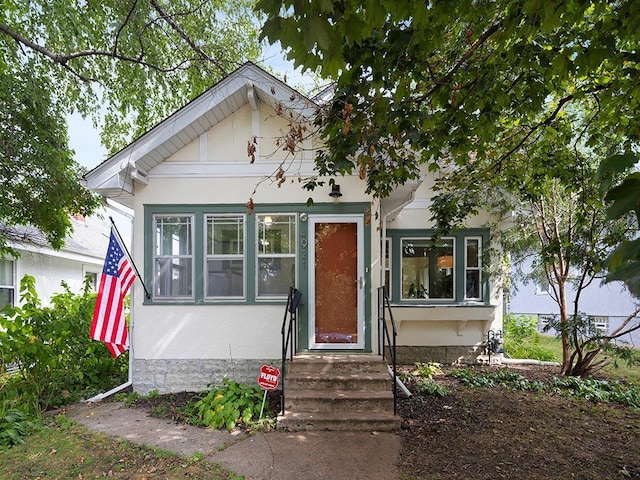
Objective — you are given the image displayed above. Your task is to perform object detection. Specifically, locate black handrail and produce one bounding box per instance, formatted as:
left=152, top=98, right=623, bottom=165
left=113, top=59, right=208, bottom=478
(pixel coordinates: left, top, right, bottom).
left=281, top=286, right=301, bottom=415
left=378, top=286, right=398, bottom=415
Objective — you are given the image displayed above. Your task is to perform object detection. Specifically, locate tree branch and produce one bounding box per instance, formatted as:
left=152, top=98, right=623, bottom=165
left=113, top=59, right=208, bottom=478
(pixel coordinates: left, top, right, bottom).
left=149, top=0, right=227, bottom=75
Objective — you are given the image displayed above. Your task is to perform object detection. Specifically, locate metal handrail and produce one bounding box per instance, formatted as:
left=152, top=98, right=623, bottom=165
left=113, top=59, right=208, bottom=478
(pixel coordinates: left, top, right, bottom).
left=281, top=286, right=301, bottom=415
left=378, top=286, right=398, bottom=415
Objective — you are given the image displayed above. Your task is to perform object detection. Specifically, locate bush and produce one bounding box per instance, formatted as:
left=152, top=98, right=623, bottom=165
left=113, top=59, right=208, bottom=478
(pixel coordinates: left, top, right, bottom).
left=0, top=276, right=128, bottom=415
left=0, top=400, right=38, bottom=449
left=503, top=314, right=557, bottom=361
left=186, top=379, right=268, bottom=431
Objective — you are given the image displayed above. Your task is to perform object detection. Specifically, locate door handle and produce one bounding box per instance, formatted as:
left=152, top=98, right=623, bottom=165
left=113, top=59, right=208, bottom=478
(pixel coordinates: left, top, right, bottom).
left=358, top=277, right=364, bottom=289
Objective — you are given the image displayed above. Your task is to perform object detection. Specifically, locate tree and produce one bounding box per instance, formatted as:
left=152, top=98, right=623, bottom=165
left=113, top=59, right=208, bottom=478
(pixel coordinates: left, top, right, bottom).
left=0, top=0, right=260, bottom=257
left=501, top=125, right=638, bottom=376
left=257, top=0, right=640, bottom=374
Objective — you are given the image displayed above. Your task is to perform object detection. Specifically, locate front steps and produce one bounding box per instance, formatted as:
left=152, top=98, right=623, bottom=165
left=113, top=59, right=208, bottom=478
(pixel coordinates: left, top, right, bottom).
left=277, top=354, right=401, bottom=431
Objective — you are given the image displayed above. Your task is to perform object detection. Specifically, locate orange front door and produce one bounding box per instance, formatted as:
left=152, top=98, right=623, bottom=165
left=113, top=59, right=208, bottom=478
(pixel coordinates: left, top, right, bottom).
left=309, top=216, right=364, bottom=349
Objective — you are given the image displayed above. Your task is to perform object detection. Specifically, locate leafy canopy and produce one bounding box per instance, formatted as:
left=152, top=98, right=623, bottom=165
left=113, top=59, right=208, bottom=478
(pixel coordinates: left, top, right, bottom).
left=258, top=0, right=640, bottom=226
left=0, top=0, right=260, bottom=256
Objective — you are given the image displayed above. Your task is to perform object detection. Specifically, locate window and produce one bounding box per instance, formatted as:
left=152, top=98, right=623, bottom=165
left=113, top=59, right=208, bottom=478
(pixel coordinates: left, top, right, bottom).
left=465, top=238, right=481, bottom=300
left=146, top=207, right=303, bottom=303
left=401, top=238, right=455, bottom=300
left=590, top=316, right=608, bottom=334
left=256, top=214, right=296, bottom=298
left=85, top=272, right=98, bottom=291
left=206, top=215, right=245, bottom=299
left=0, top=259, right=15, bottom=310
left=154, top=215, right=194, bottom=299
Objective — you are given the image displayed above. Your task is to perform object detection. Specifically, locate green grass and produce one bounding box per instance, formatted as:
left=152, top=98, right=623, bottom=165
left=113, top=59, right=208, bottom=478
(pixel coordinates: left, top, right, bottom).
left=0, top=415, right=240, bottom=479
left=521, top=334, right=640, bottom=384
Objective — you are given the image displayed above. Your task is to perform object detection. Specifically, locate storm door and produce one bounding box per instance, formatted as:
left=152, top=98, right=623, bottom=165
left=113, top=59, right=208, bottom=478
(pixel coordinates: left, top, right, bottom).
left=308, top=215, right=364, bottom=349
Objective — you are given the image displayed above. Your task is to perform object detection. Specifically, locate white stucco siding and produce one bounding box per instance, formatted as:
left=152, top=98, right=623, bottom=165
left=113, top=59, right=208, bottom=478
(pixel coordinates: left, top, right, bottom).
left=132, top=305, right=283, bottom=359
left=397, top=319, right=490, bottom=346
left=135, top=174, right=371, bottom=207
left=206, top=104, right=253, bottom=161
left=15, top=250, right=102, bottom=306
left=165, top=137, right=199, bottom=162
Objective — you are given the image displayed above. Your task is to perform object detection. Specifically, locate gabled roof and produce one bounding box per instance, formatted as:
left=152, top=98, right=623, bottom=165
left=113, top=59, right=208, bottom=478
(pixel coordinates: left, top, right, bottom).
left=2, top=215, right=109, bottom=262
left=84, top=62, right=317, bottom=208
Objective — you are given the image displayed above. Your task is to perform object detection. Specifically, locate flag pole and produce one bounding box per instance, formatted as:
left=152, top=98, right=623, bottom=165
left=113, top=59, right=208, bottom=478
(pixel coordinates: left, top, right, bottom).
left=109, top=216, right=151, bottom=300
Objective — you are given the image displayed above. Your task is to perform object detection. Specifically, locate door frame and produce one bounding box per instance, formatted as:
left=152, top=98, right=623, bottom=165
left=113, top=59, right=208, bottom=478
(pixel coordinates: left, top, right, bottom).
left=307, top=214, right=365, bottom=350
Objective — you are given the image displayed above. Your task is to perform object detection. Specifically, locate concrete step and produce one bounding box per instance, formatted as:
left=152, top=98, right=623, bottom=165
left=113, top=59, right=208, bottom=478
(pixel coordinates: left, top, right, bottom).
left=279, top=353, right=399, bottom=431
left=287, top=354, right=389, bottom=374
left=286, top=372, right=392, bottom=391
left=285, top=389, right=395, bottom=413
left=277, top=410, right=401, bottom=431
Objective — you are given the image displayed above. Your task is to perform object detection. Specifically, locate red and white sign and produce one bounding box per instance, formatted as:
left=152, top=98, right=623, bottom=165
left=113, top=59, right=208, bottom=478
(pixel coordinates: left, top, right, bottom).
left=257, top=364, right=280, bottom=390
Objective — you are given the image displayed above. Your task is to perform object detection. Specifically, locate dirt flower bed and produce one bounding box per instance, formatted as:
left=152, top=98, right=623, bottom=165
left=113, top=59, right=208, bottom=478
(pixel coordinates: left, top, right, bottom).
left=133, top=365, right=640, bottom=480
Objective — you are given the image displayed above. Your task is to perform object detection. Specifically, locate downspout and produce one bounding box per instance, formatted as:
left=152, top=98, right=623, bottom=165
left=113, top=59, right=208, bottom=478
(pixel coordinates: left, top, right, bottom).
left=86, top=200, right=135, bottom=402
left=381, top=191, right=419, bottom=398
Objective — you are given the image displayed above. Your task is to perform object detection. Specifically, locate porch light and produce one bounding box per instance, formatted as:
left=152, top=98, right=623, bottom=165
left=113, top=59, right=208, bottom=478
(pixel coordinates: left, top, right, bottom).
left=329, top=184, right=342, bottom=198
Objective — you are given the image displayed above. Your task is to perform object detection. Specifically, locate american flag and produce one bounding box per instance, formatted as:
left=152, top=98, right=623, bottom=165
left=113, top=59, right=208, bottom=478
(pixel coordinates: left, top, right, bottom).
left=90, top=228, right=136, bottom=358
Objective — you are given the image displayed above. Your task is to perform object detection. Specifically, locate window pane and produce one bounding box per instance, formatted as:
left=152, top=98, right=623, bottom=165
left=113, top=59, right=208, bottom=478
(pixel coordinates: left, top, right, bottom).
left=466, top=271, right=480, bottom=299
left=258, top=215, right=295, bottom=255
left=258, top=257, right=295, bottom=296
left=401, top=239, right=454, bottom=299
left=207, top=216, right=243, bottom=255
left=207, top=259, right=244, bottom=297
left=466, top=239, right=479, bottom=268
left=0, top=259, right=13, bottom=286
left=0, top=288, right=13, bottom=310
left=156, top=217, right=192, bottom=255
left=154, top=258, right=193, bottom=297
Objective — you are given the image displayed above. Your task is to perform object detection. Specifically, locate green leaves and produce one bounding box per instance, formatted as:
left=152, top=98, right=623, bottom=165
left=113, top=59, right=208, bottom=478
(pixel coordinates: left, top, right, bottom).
left=1, top=0, right=260, bottom=257
left=0, top=276, right=128, bottom=415
left=189, top=379, right=267, bottom=431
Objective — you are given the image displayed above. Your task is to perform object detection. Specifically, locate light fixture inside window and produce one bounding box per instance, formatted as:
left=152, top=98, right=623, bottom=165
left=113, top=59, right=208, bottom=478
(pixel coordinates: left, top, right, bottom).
left=264, top=216, right=273, bottom=227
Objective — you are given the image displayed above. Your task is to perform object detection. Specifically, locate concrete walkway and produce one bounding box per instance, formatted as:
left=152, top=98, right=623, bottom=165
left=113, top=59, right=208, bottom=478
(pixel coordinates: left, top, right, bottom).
left=65, top=401, right=402, bottom=480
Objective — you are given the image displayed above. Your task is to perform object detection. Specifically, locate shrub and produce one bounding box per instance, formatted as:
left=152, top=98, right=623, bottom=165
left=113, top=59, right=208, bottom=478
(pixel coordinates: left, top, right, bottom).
left=0, top=276, right=128, bottom=414
left=187, top=379, right=267, bottom=431
left=0, top=401, right=38, bottom=449
left=503, top=314, right=557, bottom=361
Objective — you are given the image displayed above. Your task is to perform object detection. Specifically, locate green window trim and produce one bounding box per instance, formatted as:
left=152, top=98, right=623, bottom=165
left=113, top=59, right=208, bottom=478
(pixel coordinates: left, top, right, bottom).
left=387, top=228, right=490, bottom=305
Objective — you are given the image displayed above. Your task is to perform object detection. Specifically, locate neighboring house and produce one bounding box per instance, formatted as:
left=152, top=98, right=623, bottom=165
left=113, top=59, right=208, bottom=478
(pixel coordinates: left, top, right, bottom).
left=0, top=215, right=110, bottom=309
left=84, top=62, right=505, bottom=394
left=509, top=261, right=640, bottom=347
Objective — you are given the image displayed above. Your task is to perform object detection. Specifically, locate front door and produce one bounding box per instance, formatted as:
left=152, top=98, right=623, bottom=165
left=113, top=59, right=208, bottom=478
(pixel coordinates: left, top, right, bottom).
left=308, top=215, right=365, bottom=349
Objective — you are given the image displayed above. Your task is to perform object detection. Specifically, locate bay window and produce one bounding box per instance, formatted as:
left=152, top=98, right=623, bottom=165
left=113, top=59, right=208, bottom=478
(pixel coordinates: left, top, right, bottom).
left=401, top=238, right=455, bottom=300
left=389, top=229, right=488, bottom=304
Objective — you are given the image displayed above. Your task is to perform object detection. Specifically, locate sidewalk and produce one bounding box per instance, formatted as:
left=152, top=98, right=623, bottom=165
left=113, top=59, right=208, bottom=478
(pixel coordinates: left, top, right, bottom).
left=65, top=401, right=402, bottom=480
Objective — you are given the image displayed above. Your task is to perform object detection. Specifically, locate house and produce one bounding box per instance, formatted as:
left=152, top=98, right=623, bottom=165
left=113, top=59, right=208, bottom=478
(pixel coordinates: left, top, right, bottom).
left=509, top=263, right=640, bottom=347
left=0, top=215, right=110, bottom=310
left=83, top=62, right=505, bottom=395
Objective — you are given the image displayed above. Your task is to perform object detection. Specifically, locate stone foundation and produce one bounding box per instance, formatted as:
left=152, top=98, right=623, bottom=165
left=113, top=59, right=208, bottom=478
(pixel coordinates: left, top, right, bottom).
left=132, top=358, right=279, bottom=395
left=391, top=345, right=484, bottom=365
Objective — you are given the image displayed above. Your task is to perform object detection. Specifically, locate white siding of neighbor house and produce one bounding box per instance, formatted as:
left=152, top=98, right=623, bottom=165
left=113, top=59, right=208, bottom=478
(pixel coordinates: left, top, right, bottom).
left=509, top=266, right=640, bottom=347
left=8, top=216, right=109, bottom=307
left=14, top=251, right=103, bottom=306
